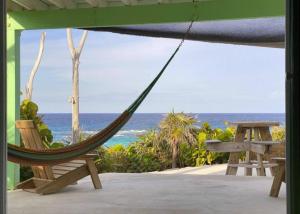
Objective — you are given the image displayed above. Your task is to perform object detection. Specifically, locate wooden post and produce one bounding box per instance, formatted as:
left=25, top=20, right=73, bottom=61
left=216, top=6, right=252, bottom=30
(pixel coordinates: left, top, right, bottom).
left=0, top=0, right=7, bottom=212
left=258, top=127, right=272, bottom=176
left=66, top=29, right=88, bottom=144
left=25, top=32, right=46, bottom=101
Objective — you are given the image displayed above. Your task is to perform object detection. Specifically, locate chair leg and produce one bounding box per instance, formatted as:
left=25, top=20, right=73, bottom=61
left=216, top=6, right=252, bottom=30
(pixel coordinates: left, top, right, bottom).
left=270, top=164, right=285, bottom=197
left=86, top=159, right=102, bottom=189
left=16, top=178, right=52, bottom=190
left=36, top=165, right=90, bottom=195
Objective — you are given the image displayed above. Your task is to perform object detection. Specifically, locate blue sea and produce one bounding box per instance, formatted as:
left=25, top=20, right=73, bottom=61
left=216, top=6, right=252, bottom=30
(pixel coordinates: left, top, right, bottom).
left=41, top=113, right=285, bottom=147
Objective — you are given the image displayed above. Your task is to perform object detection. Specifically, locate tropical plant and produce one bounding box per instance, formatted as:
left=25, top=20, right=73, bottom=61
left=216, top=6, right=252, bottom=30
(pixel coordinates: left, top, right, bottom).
left=271, top=126, right=286, bottom=142
left=195, top=131, right=213, bottom=166
left=94, top=121, right=238, bottom=173
left=194, top=123, right=234, bottom=166
left=20, top=99, right=53, bottom=147
left=126, top=142, right=161, bottom=172
left=157, top=112, right=198, bottom=168
left=178, top=143, right=195, bottom=167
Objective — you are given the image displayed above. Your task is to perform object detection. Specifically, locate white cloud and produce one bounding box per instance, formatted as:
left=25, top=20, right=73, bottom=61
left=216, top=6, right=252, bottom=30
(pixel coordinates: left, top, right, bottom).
left=20, top=30, right=285, bottom=113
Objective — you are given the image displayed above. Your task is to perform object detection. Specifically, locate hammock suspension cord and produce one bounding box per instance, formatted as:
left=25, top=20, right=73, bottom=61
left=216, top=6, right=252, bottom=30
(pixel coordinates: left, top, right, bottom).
left=8, top=9, right=197, bottom=165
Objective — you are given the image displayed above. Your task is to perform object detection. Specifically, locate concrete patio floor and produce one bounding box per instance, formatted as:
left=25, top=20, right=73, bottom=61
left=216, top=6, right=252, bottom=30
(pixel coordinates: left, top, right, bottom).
left=8, top=164, right=286, bottom=214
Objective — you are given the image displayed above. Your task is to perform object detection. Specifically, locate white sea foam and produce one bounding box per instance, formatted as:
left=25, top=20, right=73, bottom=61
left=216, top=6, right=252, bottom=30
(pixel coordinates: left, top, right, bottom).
left=118, top=130, right=147, bottom=135
left=56, top=129, right=147, bottom=137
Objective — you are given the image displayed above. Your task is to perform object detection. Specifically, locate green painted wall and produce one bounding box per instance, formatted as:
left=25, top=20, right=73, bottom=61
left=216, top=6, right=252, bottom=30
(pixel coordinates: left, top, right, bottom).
left=6, top=29, right=20, bottom=190
left=7, top=0, right=284, bottom=30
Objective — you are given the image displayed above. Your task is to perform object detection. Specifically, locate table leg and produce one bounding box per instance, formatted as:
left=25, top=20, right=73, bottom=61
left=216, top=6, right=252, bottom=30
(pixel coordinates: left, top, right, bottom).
left=244, top=129, right=252, bottom=176
left=254, top=128, right=260, bottom=141
left=258, top=127, right=272, bottom=141
left=256, top=154, right=266, bottom=176
left=226, top=126, right=246, bottom=176
left=270, top=160, right=285, bottom=197
left=259, top=127, right=274, bottom=176
left=226, top=152, right=240, bottom=175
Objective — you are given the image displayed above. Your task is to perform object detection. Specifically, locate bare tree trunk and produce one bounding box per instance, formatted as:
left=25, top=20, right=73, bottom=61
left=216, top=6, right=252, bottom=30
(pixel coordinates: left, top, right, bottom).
left=172, top=142, right=178, bottom=168
left=72, top=58, right=80, bottom=144
left=66, top=29, right=88, bottom=144
left=25, top=32, right=46, bottom=101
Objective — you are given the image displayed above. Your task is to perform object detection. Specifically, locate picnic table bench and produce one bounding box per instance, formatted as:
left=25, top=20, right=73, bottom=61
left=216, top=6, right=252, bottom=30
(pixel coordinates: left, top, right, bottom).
left=206, top=121, right=285, bottom=176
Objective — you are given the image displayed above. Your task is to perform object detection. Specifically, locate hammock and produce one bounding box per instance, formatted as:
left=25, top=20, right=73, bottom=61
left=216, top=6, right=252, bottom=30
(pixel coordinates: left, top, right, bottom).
left=8, top=21, right=195, bottom=166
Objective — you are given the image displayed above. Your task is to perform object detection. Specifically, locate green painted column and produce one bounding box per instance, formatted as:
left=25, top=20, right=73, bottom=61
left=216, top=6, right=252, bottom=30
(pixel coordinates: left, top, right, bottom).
left=6, top=28, right=20, bottom=190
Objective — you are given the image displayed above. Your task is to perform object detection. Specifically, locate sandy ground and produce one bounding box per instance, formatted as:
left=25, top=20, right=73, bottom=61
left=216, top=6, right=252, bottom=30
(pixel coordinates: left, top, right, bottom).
left=8, top=164, right=286, bottom=214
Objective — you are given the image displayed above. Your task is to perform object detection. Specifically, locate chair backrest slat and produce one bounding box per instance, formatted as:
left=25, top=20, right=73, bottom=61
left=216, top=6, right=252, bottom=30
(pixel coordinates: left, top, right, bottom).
left=16, top=120, right=55, bottom=180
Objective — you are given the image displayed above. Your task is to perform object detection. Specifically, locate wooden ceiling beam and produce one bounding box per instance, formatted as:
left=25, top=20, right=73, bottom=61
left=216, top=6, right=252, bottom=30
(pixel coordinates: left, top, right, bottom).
left=98, top=0, right=108, bottom=7
left=85, top=0, right=98, bottom=7
left=62, top=0, right=77, bottom=9
left=121, top=0, right=138, bottom=6
left=47, top=0, right=65, bottom=8
left=7, top=1, right=24, bottom=11
left=158, top=0, right=170, bottom=3
left=10, top=0, right=49, bottom=10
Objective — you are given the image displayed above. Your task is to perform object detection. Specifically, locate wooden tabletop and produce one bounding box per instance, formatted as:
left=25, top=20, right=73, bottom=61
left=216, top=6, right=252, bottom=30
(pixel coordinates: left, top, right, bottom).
left=228, top=121, right=280, bottom=128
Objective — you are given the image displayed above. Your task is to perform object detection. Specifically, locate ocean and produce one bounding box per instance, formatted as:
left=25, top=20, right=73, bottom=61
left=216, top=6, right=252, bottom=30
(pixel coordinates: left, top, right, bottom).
left=41, top=113, right=285, bottom=147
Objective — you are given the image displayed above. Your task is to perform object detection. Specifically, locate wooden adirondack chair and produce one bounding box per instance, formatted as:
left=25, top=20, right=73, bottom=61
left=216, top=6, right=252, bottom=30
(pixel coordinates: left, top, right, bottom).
left=15, top=120, right=102, bottom=195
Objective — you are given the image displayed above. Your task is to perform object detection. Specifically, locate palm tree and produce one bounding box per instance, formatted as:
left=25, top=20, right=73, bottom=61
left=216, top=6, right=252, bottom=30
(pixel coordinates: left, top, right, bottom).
left=158, top=112, right=197, bottom=168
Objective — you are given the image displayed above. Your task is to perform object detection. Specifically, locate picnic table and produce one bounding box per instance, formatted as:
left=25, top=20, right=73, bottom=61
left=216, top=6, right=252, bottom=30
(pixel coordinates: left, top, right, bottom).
left=206, top=121, right=284, bottom=176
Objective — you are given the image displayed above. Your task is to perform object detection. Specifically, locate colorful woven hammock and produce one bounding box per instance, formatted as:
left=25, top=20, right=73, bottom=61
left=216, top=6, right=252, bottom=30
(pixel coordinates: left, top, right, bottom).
left=8, top=21, right=194, bottom=165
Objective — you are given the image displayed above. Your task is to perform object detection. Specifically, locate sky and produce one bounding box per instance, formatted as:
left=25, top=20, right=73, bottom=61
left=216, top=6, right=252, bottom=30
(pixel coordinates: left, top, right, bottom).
left=20, top=29, right=285, bottom=113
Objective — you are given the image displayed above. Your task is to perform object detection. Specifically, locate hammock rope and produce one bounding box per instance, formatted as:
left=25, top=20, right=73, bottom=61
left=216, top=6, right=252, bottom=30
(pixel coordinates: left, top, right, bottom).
left=8, top=14, right=196, bottom=166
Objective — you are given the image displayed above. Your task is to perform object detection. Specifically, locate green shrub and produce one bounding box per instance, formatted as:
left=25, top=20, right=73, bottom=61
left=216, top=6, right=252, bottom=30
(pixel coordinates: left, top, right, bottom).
left=178, top=143, right=195, bottom=167
left=126, top=142, right=162, bottom=172
left=193, top=123, right=234, bottom=166
left=94, top=120, right=240, bottom=173
left=106, top=144, right=129, bottom=172
left=96, top=134, right=169, bottom=173
left=21, top=104, right=282, bottom=175
left=271, top=126, right=286, bottom=142
left=20, top=99, right=54, bottom=147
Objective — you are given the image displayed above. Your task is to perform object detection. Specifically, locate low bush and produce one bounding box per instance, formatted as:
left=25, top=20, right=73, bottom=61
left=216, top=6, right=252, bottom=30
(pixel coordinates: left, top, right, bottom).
left=271, top=126, right=286, bottom=142
left=19, top=108, right=286, bottom=177
left=95, top=121, right=236, bottom=173
left=96, top=132, right=171, bottom=173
